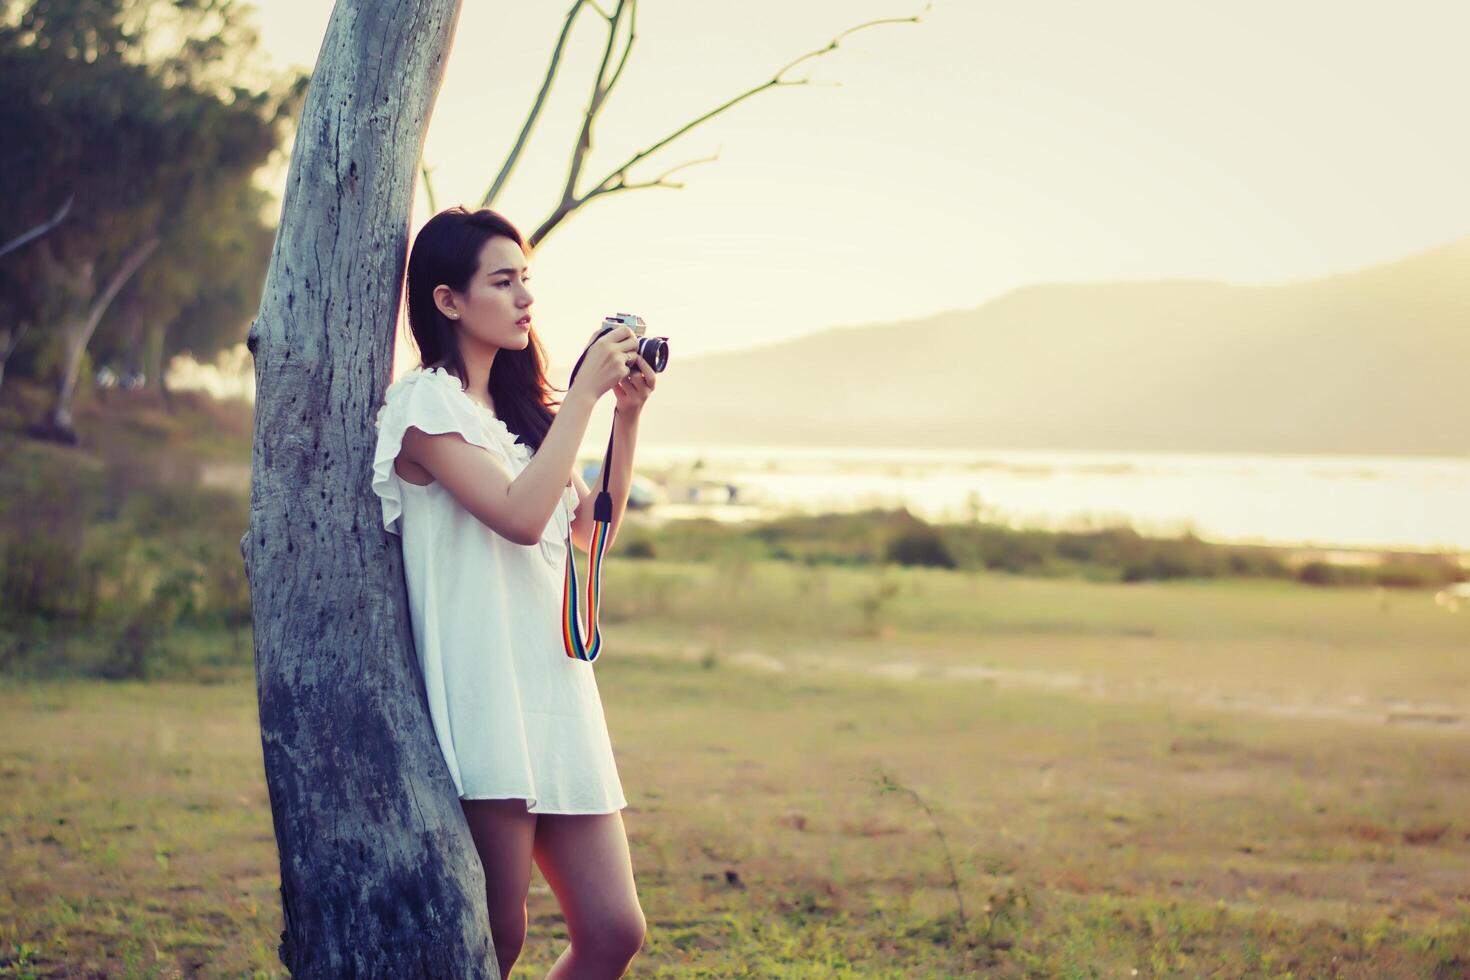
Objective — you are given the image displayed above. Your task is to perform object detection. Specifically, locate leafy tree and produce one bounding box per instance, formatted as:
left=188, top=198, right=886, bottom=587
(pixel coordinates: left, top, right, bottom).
left=0, top=0, right=301, bottom=437
left=93, top=179, right=277, bottom=400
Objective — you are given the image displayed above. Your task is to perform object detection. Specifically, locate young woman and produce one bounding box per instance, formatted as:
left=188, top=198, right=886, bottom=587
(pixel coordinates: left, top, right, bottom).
left=371, top=206, right=655, bottom=978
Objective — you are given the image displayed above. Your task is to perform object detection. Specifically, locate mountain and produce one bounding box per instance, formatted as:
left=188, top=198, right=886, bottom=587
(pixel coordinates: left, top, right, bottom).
left=632, top=235, right=1470, bottom=457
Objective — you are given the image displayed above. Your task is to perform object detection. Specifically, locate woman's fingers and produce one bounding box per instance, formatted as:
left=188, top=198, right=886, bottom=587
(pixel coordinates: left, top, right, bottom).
left=619, top=358, right=654, bottom=392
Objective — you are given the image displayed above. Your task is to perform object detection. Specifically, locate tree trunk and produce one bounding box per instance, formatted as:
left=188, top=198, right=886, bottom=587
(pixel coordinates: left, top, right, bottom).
left=0, top=321, right=29, bottom=393
left=121, top=300, right=146, bottom=377
left=240, top=2, right=491, bottom=977
left=47, top=236, right=160, bottom=437
left=145, top=320, right=170, bottom=411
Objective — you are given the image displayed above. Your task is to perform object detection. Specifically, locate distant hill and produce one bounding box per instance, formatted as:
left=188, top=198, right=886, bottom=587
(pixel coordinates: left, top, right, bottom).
left=633, top=236, right=1470, bottom=456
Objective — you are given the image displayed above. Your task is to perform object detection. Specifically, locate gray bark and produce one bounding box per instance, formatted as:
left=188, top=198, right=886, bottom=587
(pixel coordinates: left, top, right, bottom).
left=240, top=1, right=494, bottom=976
left=48, top=235, right=159, bottom=435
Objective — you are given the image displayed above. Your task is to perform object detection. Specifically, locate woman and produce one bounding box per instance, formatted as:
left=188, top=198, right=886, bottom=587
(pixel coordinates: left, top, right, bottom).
left=371, top=206, right=654, bottom=978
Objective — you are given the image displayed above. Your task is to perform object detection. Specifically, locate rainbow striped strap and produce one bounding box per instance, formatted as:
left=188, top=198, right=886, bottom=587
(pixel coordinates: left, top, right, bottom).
left=562, top=490, right=614, bottom=661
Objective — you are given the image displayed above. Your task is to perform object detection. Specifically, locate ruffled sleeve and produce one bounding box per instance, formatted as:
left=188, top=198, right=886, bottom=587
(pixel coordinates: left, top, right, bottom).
left=371, top=367, right=523, bottom=535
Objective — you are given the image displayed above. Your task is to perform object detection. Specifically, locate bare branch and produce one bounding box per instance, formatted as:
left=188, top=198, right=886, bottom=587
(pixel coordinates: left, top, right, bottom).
left=594, top=7, right=925, bottom=193
left=590, top=148, right=720, bottom=199
left=589, top=76, right=806, bottom=198
left=771, top=6, right=930, bottom=79
left=526, top=147, right=718, bottom=246
left=480, top=1, right=589, bottom=208
left=421, top=163, right=438, bottom=213
left=601, top=0, right=637, bottom=97
left=554, top=0, right=634, bottom=216
left=526, top=3, right=927, bottom=247
left=0, top=195, right=73, bottom=262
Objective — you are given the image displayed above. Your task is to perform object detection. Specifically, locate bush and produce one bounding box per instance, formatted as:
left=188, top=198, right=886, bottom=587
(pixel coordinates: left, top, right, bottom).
left=1225, top=549, right=1291, bottom=578
left=618, top=536, right=657, bottom=560
left=1295, top=556, right=1459, bottom=589
left=0, top=461, right=108, bottom=620
left=885, top=525, right=956, bottom=568
left=1297, top=561, right=1372, bottom=587
left=1, top=431, right=252, bottom=677
left=948, top=525, right=1054, bottom=575
left=1374, top=561, right=1457, bottom=589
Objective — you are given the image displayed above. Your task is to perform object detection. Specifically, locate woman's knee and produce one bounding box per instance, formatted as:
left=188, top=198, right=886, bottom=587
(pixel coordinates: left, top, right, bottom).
left=461, top=798, right=536, bottom=969
left=489, top=906, right=528, bottom=971
left=576, top=905, right=646, bottom=961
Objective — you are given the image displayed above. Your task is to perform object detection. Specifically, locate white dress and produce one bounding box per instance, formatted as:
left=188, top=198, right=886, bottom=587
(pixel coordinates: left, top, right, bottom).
left=370, top=365, right=626, bottom=814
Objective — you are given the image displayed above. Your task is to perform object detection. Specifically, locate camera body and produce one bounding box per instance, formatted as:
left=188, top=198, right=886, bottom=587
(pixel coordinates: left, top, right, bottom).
left=600, top=312, right=669, bottom=373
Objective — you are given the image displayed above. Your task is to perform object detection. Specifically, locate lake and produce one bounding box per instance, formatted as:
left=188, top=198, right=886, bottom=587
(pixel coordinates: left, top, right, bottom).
left=628, top=443, right=1470, bottom=556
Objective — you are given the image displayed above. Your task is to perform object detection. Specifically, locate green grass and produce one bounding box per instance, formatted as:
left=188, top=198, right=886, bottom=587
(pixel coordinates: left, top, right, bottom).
left=4, top=378, right=1469, bottom=974
left=3, top=561, right=1469, bottom=977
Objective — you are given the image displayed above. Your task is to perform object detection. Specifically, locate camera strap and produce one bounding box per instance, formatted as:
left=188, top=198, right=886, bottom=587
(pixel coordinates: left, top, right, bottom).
left=559, top=333, right=625, bottom=663
left=560, top=419, right=617, bottom=662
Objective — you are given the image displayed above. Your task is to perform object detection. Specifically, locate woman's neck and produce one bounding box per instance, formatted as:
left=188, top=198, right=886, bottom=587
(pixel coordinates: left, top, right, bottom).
left=455, top=339, right=498, bottom=411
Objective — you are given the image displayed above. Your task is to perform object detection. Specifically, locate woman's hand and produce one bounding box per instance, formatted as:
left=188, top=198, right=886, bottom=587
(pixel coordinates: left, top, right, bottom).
left=568, top=325, right=640, bottom=403
left=613, top=353, right=657, bottom=416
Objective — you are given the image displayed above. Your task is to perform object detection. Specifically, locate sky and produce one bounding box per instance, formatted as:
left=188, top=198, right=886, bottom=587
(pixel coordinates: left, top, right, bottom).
left=246, top=0, right=1470, bottom=378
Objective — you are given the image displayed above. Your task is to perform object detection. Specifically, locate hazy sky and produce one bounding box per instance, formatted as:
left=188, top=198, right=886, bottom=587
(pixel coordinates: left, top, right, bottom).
left=248, top=0, right=1470, bottom=375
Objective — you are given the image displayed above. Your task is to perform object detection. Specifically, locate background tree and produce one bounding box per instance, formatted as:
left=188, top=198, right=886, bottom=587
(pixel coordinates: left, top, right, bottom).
left=93, top=180, right=278, bottom=403
left=0, top=0, right=300, bottom=439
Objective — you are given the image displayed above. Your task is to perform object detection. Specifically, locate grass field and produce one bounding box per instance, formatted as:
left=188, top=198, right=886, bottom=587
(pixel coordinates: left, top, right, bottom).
left=4, top=560, right=1470, bottom=977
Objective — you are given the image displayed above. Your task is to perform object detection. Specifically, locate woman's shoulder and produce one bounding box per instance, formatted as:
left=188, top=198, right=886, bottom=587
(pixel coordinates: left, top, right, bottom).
left=384, top=363, right=461, bottom=400
left=376, top=365, right=467, bottom=423
left=374, top=364, right=530, bottom=463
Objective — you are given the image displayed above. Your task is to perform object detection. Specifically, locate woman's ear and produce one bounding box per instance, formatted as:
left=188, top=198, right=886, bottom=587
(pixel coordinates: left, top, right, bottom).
left=432, top=284, right=460, bottom=320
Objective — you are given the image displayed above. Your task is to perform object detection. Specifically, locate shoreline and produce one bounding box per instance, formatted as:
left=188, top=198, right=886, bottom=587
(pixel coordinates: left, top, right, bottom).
left=629, top=500, right=1470, bottom=565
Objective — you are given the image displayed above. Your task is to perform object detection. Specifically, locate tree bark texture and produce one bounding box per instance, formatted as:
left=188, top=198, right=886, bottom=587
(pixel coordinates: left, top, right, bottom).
left=241, top=2, right=493, bottom=976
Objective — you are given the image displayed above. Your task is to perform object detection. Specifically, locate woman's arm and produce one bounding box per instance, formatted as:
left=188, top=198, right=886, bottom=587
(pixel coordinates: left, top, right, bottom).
left=569, top=408, right=641, bottom=553
left=405, top=387, right=599, bottom=546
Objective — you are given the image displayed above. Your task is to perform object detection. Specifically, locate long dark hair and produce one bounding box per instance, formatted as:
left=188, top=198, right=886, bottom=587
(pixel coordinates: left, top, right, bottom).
left=404, top=206, right=563, bottom=453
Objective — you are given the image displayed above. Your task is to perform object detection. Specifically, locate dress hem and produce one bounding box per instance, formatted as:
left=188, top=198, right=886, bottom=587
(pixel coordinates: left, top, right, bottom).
left=459, top=794, right=628, bottom=815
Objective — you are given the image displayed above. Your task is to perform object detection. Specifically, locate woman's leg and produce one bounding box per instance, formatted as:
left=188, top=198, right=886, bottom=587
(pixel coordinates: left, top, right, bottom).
left=533, top=810, right=646, bottom=979
left=461, top=798, right=538, bottom=980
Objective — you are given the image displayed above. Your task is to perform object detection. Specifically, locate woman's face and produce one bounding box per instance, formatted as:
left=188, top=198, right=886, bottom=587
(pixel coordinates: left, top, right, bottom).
left=435, top=235, right=534, bottom=350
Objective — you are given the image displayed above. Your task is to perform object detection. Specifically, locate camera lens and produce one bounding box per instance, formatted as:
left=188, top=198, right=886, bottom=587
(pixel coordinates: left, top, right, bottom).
left=639, top=337, right=669, bottom=373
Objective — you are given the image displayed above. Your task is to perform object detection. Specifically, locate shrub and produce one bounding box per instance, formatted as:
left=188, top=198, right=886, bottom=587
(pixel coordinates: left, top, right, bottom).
left=619, top=536, right=657, bottom=560
left=1375, top=561, right=1452, bottom=589
left=885, top=525, right=956, bottom=568
left=1297, top=561, right=1372, bottom=587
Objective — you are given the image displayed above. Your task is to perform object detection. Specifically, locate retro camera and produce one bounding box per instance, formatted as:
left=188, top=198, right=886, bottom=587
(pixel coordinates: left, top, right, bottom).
left=599, top=312, right=669, bottom=373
